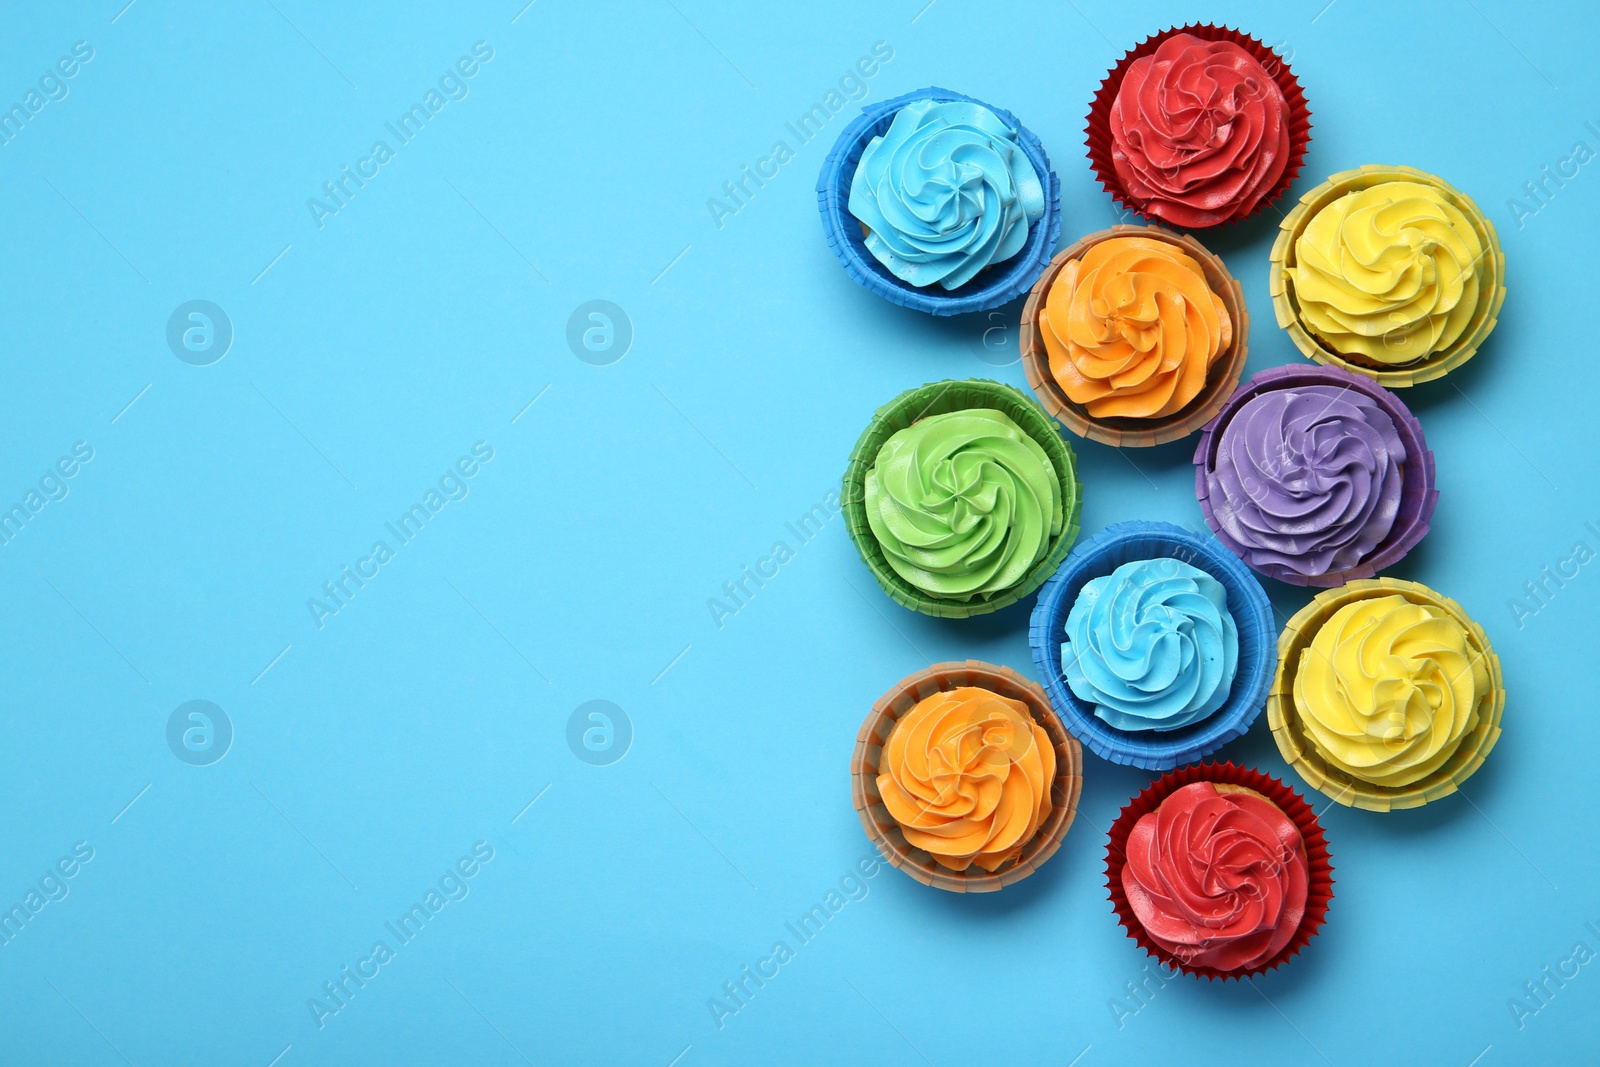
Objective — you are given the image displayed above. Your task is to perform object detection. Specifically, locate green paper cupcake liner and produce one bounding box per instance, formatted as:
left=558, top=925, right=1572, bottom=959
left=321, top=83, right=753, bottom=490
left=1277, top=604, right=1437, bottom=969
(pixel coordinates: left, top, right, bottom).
left=1267, top=578, right=1505, bottom=811
left=1269, top=165, right=1506, bottom=388
left=842, top=378, right=1083, bottom=618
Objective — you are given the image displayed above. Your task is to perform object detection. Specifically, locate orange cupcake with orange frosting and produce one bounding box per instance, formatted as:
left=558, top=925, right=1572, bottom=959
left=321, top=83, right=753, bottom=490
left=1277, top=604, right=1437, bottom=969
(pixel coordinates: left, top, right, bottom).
left=876, top=686, right=1056, bottom=873
left=1020, top=225, right=1248, bottom=447
left=1042, top=236, right=1229, bottom=418
left=853, top=660, right=1083, bottom=891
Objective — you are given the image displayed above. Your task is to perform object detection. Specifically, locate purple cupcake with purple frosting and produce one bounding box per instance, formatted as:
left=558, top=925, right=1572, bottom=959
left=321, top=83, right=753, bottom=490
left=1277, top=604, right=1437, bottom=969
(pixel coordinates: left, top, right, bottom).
left=1194, top=364, right=1437, bottom=587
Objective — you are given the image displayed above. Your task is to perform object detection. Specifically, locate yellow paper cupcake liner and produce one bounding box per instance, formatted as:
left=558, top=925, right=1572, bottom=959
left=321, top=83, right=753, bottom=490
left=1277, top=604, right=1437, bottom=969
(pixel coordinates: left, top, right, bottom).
left=1267, top=578, right=1504, bottom=812
left=1269, top=165, right=1506, bottom=388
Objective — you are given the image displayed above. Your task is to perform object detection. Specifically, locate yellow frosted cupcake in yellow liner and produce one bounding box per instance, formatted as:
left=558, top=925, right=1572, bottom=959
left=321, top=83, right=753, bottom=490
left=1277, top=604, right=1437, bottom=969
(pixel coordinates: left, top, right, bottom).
left=1270, top=165, right=1505, bottom=387
left=1267, top=578, right=1504, bottom=811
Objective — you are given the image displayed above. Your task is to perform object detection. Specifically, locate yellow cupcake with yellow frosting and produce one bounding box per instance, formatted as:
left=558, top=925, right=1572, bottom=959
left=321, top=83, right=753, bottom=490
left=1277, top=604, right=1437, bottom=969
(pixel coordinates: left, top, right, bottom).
left=1267, top=578, right=1504, bottom=811
left=1271, top=165, right=1505, bottom=387
left=1289, top=182, right=1484, bottom=365
left=1293, top=594, right=1487, bottom=788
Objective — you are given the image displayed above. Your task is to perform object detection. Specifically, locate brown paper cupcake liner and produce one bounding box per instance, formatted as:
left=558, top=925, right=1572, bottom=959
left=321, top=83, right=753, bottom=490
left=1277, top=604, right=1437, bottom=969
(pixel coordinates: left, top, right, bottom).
left=1019, top=224, right=1248, bottom=447
left=1269, top=165, right=1507, bottom=387
left=851, top=660, right=1084, bottom=892
left=1105, top=761, right=1333, bottom=980
left=1267, top=578, right=1505, bottom=811
left=1086, top=24, right=1311, bottom=229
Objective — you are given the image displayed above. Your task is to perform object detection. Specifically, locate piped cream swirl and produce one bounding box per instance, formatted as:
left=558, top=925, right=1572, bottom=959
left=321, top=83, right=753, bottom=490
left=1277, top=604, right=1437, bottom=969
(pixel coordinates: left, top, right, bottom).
left=1293, top=593, right=1486, bottom=787
left=1289, top=181, right=1485, bottom=365
left=877, top=687, right=1056, bottom=872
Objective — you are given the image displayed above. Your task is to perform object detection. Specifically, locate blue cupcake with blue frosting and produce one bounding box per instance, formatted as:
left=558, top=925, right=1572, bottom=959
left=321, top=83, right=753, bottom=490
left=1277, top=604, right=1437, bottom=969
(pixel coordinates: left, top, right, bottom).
left=1030, top=521, right=1274, bottom=770
left=818, top=88, right=1061, bottom=315
left=1063, top=557, right=1239, bottom=734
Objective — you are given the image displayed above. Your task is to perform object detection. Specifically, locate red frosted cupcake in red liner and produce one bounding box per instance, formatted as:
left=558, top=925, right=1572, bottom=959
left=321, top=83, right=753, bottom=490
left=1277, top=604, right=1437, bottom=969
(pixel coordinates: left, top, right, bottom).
left=1105, top=762, right=1332, bottom=979
left=1087, top=25, right=1311, bottom=229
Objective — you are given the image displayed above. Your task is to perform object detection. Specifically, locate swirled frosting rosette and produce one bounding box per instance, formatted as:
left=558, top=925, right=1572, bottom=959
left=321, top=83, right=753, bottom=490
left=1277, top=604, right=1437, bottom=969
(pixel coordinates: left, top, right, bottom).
left=843, top=380, right=1082, bottom=618
left=1292, top=184, right=1483, bottom=361
left=1268, top=579, right=1505, bottom=811
left=1020, top=226, right=1247, bottom=448
left=1030, top=521, right=1273, bottom=771
left=1271, top=166, right=1505, bottom=387
left=1194, top=363, right=1438, bottom=587
left=1106, top=763, right=1332, bottom=979
left=1062, top=557, right=1239, bottom=733
left=865, top=408, right=1062, bottom=601
left=819, top=89, right=1062, bottom=315
left=852, top=661, right=1083, bottom=891
left=848, top=99, right=1043, bottom=290
left=1042, top=237, right=1231, bottom=418
left=876, top=687, right=1056, bottom=873
left=1087, top=25, right=1310, bottom=229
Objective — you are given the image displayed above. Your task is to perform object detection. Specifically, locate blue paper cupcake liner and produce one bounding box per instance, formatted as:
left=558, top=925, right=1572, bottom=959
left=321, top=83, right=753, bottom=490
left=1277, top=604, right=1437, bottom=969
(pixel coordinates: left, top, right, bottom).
left=1028, top=520, right=1275, bottom=771
left=816, top=87, right=1063, bottom=317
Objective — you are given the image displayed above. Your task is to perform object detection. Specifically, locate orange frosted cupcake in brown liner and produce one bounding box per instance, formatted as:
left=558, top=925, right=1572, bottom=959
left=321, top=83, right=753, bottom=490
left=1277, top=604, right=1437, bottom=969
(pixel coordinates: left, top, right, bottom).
left=851, top=660, right=1083, bottom=892
left=1020, top=224, right=1248, bottom=447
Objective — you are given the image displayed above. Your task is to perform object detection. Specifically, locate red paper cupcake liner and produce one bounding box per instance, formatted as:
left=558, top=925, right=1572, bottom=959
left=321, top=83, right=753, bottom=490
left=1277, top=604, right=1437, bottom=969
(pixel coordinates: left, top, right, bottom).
left=1104, top=761, right=1334, bottom=980
left=1086, top=24, right=1312, bottom=229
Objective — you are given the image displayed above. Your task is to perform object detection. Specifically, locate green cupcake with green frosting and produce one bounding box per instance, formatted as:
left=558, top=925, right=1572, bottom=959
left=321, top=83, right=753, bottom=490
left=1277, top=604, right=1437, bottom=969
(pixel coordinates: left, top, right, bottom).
left=844, top=380, right=1082, bottom=618
left=867, top=409, right=1060, bottom=599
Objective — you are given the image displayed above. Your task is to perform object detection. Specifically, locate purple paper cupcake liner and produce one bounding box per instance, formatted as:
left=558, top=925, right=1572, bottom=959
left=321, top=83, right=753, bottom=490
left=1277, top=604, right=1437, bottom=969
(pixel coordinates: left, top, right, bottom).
left=817, top=87, right=1063, bottom=317
left=1028, top=520, right=1274, bottom=771
left=1193, top=364, right=1437, bottom=588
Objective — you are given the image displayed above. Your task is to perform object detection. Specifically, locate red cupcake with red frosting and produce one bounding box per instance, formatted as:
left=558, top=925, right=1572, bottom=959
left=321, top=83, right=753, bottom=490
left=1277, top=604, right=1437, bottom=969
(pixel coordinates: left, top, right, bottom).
left=1106, top=762, right=1332, bottom=979
left=1087, top=25, right=1311, bottom=229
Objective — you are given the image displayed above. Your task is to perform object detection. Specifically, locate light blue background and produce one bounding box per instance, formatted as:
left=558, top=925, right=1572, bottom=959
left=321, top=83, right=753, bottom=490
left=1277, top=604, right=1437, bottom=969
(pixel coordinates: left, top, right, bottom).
left=1, top=1, right=1596, bottom=1064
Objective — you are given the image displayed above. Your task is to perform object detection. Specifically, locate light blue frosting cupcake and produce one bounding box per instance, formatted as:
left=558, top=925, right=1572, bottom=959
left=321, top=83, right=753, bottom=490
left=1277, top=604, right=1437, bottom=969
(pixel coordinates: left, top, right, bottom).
left=846, top=99, right=1043, bottom=291
left=1062, top=557, right=1239, bottom=733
